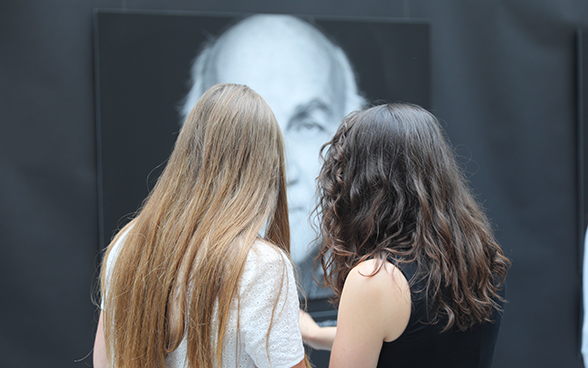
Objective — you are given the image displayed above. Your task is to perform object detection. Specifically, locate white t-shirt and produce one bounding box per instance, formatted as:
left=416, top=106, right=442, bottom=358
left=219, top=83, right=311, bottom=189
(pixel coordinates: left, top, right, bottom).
left=103, top=232, right=304, bottom=368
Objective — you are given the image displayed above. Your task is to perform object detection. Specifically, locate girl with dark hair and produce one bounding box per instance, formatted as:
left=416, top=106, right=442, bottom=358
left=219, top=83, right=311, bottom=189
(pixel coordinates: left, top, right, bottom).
left=300, top=103, right=509, bottom=368
left=93, top=84, right=307, bottom=368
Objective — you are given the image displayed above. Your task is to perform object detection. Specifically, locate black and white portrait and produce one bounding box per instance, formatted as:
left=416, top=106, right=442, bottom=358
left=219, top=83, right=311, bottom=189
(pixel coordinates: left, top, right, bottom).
left=179, top=14, right=366, bottom=299
left=94, top=11, right=430, bottom=301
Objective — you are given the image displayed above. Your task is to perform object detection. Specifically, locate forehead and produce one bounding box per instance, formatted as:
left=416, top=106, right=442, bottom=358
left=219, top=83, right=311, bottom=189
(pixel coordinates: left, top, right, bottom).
left=212, top=17, right=338, bottom=127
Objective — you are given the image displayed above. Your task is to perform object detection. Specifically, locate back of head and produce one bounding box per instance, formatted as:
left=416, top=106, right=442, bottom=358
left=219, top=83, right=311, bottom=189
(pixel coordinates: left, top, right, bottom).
left=175, top=83, right=284, bottom=220
left=317, top=102, right=509, bottom=331
left=153, top=83, right=289, bottom=251
left=101, top=83, right=290, bottom=368
left=318, top=103, right=461, bottom=254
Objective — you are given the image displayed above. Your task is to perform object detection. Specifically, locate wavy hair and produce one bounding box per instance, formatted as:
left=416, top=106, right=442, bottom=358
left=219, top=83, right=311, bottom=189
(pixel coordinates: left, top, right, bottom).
left=100, top=83, right=290, bottom=367
left=316, top=103, right=509, bottom=331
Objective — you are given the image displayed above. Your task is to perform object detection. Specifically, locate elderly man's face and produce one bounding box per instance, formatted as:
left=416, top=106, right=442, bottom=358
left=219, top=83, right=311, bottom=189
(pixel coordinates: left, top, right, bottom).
left=213, top=19, right=342, bottom=264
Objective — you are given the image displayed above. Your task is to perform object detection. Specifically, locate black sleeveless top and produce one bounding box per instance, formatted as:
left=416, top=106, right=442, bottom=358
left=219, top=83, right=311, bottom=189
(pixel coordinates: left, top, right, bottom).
left=377, top=261, right=505, bottom=368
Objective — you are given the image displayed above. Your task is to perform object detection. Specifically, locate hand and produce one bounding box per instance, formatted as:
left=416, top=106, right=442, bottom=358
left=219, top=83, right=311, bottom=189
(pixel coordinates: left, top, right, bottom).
left=299, top=310, right=320, bottom=342
left=299, top=310, right=336, bottom=351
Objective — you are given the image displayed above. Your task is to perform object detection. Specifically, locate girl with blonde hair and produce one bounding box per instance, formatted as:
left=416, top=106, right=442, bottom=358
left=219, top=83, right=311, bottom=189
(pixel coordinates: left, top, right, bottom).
left=93, top=83, right=306, bottom=368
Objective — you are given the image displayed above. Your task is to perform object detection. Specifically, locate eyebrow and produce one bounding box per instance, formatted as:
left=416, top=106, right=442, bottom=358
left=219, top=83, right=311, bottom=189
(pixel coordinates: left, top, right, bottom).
left=286, top=99, right=333, bottom=130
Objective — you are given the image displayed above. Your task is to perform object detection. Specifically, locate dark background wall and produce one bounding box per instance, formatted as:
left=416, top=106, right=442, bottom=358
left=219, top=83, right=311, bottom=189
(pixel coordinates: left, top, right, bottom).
left=1, top=1, right=587, bottom=367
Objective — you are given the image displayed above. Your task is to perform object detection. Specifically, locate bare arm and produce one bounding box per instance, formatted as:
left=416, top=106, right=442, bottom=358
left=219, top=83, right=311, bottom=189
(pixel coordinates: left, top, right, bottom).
left=328, top=260, right=411, bottom=368
left=299, top=310, right=336, bottom=351
left=93, top=310, right=107, bottom=368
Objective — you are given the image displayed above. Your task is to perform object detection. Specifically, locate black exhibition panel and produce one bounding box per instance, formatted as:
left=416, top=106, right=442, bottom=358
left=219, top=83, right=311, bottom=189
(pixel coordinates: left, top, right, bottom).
left=0, top=1, right=587, bottom=367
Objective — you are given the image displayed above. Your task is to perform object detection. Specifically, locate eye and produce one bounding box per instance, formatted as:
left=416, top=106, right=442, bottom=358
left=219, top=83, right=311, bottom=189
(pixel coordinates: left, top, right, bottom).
left=286, top=100, right=333, bottom=138
left=290, top=117, right=327, bottom=133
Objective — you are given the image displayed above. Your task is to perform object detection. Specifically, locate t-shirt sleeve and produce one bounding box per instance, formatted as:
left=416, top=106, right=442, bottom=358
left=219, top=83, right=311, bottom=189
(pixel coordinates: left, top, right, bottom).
left=238, top=242, right=305, bottom=368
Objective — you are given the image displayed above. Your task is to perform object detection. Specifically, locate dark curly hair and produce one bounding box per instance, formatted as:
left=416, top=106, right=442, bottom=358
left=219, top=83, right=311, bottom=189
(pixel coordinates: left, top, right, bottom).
left=315, top=102, right=509, bottom=331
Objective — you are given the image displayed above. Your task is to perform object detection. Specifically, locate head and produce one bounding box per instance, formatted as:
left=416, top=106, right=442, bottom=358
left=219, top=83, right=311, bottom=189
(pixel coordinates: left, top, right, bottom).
left=170, top=83, right=289, bottom=248
left=181, top=14, right=364, bottom=264
left=102, top=83, right=289, bottom=368
left=317, top=103, right=461, bottom=262
left=317, top=103, right=509, bottom=330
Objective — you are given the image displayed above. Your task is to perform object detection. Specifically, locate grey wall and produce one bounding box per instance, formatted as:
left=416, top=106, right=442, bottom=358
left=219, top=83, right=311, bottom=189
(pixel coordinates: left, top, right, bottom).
left=1, top=1, right=587, bottom=367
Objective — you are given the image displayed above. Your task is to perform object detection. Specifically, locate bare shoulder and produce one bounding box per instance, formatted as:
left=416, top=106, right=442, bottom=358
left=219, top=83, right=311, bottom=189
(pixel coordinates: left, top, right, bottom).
left=342, top=258, right=411, bottom=342
left=347, top=259, right=410, bottom=292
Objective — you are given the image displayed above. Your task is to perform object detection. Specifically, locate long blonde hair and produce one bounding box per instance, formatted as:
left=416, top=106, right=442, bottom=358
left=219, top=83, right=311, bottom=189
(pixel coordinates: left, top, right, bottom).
left=100, top=83, right=290, bottom=368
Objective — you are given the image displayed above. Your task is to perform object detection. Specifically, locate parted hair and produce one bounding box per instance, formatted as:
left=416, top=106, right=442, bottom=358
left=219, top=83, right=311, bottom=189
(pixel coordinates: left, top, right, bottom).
left=316, top=102, right=509, bottom=331
left=100, top=83, right=290, bottom=368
